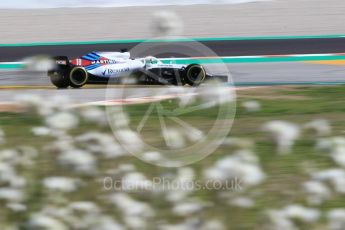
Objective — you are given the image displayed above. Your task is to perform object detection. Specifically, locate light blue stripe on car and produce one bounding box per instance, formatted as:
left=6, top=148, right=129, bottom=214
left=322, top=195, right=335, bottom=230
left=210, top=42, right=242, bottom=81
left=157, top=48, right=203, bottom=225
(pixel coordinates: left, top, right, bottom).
left=87, top=53, right=100, bottom=60
left=85, top=64, right=100, bottom=70
left=82, top=55, right=96, bottom=61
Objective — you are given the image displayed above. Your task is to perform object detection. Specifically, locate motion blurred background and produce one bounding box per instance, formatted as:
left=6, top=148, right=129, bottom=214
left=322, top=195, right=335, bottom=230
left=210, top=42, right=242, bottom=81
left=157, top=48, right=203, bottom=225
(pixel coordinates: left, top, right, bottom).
left=0, top=0, right=345, bottom=229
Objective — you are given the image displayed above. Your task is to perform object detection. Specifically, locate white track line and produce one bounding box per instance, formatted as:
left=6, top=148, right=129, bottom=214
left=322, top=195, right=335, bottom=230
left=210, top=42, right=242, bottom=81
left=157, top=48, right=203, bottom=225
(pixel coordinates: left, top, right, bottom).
left=82, top=87, right=259, bottom=106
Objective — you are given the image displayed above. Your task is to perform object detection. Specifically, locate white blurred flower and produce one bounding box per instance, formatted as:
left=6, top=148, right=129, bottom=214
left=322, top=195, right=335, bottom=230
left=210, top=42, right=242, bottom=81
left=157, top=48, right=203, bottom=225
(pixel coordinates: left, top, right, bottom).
left=120, top=76, right=137, bottom=85
left=312, top=169, right=345, bottom=194
left=28, top=214, right=68, bottom=230
left=267, top=210, right=296, bottom=230
left=330, top=147, right=345, bottom=167
left=15, top=94, right=57, bottom=116
left=204, top=151, right=265, bottom=188
left=75, top=132, right=125, bottom=158
left=91, top=216, right=124, bottom=230
left=303, top=180, right=330, bottom=205
left=32, top=126, right=51, bottom=136
left=37, top=103, right=56, bottom=117
left=184, top=127, right=204, bottom=142
left=316, top=137, right=345, bottom=167
left=242, top=100, right=261, bottom=112
left=0, top=147, right=37, bottom=167
left=327, top=209, right=345, bottom=230
left=124, top=216, right=147, bottom=230
left=102, top=143, right=126, bottom=159
left=17, top=146, right=38, bottom=166
left=173, top=202, right=204, bottom=216
left=162, top=128, right=185, bottom=149
left=6, top=203, right=27, bottom=212
left=151, top=11, right=183, bottom=37
left=0, top=149, right=18, bottom=164
left=0, top=163, right=12, bottom=175
left=166, top=87, right=193, bottom=103
left=268, top=205, right=320, bottom=230
left=46, top=112, right=79, bottom=130
left=166, top=167, right=196, bottom=202
left=76, top=133, right=109, bottom=152
left=42, top=177, right=78, bottom=193
left=316, top=137, right=345, bottom=151
left=9, top=175, right=26, bottom=189
left=159, top=218, right=203, bottom=230
left=0, top=128, right=5, bottom=144
left=56, top=202, right=101, bottom=229
left=141, top=151, right=162, bottom=163
left=221, top=137, right=254, bottom=149
left=166, top=188, right=190, bottom=203
left=36, top=206, right=69, bottom=221
left=115, top=129, right=143, bottom=152
left=198, top=83, right=235, bottom=108
left=177, top=167, right=195, bottom=183
left=229, top=197, right=254, bottom=208
left=164, top=86, right=180, bottom=95
left=232, top=150, right=259, bottom=164
left=23, top=55, right=55, bottom=72
left=262, top=120, right=300, bottom=154
left=0, top=163, right=26, bottom=188
left=178, top=88, right=197, bottom=107
left=52, top=212, right=79, bottom=230
left=15, top=94, right=44, bottom=107
left=80, top=107, right=107, bottom=126
left=117, top=164, right=136, bottom=173
left=49, top=95, right=72, bottom=111
left=201, top=220, right=225, bottom=230
left=68, top=201, right=100, bottom=214
left=49, top=138, right=75, bottom=152
left=58, top=149, right=97, bottom=175
left=0, top=188, right=23, bottom=202
left=304, top=119, right=331, bottom=136
left=110, top=193, right=154, bottom=218
left=121, top=172, right=153, bottom=191
left=111, top=111, right=130, bottom=128
left=283, top=205, right=320, bottom=223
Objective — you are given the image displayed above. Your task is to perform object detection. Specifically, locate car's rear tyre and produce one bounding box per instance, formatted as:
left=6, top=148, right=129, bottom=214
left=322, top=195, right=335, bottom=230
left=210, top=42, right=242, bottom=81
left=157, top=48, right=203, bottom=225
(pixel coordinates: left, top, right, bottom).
left=184, top=64, right=206, bottom=86
left=69, top=67, right=88, bottom=88
left=49, top=71, right=70, bottom=89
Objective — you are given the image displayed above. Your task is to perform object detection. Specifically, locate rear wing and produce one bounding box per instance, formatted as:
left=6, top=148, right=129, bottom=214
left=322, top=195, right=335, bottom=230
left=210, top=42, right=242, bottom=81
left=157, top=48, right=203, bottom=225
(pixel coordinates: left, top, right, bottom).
left=53, top=56, right=70, bottom=67
left=47, top=56, right=70, bottom=77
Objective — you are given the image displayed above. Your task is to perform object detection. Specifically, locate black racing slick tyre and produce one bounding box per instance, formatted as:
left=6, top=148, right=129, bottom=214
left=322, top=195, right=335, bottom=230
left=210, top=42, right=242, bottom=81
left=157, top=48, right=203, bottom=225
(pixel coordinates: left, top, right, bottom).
left=184, top=64, right=206, bottom=86
left=49, top=71, right=69, bottom=89
left=69, top=67, right=88, bottom=88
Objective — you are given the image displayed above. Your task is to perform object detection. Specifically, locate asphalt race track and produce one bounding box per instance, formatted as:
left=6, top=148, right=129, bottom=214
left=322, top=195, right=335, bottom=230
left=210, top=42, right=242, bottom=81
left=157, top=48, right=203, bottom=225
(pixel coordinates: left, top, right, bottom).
left=0, top=61, right=345, bottom=103
left=0, top=38, right=345, bottom=104
left=1, top=38, right=345, bottom=61
left=2, top=62, right=345, bottom=86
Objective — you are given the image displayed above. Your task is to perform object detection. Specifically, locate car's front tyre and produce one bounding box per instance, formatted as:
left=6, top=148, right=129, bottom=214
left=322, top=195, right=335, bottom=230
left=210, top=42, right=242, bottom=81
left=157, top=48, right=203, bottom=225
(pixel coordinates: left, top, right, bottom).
left=184, top=64, right=206, bottom=86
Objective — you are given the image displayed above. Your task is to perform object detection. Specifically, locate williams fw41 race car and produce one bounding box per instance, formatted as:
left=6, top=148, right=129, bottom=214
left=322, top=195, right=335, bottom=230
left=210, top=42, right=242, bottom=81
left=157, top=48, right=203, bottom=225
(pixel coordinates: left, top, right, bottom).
left=47, top=51, right=228, bottom=88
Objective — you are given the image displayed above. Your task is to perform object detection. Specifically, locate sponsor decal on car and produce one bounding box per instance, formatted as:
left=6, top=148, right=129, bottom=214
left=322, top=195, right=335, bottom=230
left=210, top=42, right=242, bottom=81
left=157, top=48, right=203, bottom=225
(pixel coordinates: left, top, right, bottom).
left=91, top=60, right=117, bottom=64
left=102, top=67, right=130, bottom=76
left=56, top=60, right=67, bottom=65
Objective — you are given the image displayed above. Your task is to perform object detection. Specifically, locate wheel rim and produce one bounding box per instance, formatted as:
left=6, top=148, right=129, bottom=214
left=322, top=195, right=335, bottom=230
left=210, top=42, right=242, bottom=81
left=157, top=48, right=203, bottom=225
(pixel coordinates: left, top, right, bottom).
left=187, top=66, right=206, bottom=83
left=70, top=67, right=88, bottom=86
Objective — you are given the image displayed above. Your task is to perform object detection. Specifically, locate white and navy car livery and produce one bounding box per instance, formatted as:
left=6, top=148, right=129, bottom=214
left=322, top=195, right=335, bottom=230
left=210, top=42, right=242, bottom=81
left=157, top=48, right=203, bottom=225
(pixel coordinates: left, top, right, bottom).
left=48, top=51, right=225, bottom=88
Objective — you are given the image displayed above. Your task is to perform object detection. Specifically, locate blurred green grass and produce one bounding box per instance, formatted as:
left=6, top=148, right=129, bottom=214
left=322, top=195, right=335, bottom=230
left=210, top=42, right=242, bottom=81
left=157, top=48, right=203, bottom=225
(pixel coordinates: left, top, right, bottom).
left=1, top=85, right=345, bottom=229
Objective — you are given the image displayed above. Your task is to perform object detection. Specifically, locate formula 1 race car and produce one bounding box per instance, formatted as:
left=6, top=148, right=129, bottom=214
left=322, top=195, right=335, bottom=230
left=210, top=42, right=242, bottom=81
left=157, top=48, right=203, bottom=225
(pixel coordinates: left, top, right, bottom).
left=47, top=51, right=227, bottom=88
